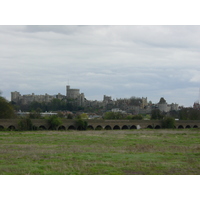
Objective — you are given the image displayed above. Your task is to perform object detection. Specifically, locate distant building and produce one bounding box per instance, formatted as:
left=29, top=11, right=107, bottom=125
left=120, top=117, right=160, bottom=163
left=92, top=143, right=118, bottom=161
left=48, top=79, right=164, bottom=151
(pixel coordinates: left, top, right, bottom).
left=66, top=85, right=80, bottom=99
left=157, top=97, right=178, bottom=112
left=11, top=91, right=65, bottom=104
left=11, top=85, right=85, bottom=105
left=158, top=97, right=168, bottom=112
left=141, top=97, right=148, bottom=109
left=193, top=102, right=200, bottom=110
left=111, top=108, right=126, bottom=114
left=16, top=111, right=57, bottom=117
left=11, top=86, right=178, bottom=114
left=66, top=85, right=85, bottom=106
left=103, top=95, right=112, bottom=102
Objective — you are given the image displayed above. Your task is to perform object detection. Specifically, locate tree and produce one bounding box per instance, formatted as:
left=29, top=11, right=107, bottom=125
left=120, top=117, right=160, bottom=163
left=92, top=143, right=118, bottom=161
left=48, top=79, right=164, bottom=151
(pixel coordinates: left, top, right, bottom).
left=168, top=110, right=179, bottom=119
left=29, top=108, right=42, bottom=119
left=67, top=113, right=73, bottom=119
left=162, top=117, right=175, bottom=129
left=103, top=112, right=125, bottom=119
left=79, top=113, right=88, bottom=119
left=130, top=97, right=142, bottom=106
left=151, top=109, right=164, bottom=120
left=18, top=118, right=33, bottom=131
left=75, top=114, right=88, bottom=130
left=76, top=119, right=88, bottom=130
left=48, top=115, right=62, bottom=130
left=0, top=96, right=15, bottom=119
left=126, top=115, right=133, bottom=120
left=179, top=108, right=200, bottom=120
left=132, top=115, right=143, bottom=120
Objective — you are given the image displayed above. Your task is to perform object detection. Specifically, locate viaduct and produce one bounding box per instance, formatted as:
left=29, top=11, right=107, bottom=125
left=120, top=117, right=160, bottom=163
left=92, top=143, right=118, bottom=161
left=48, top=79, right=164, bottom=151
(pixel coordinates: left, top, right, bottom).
left=0, top=119, right=200, bottom=131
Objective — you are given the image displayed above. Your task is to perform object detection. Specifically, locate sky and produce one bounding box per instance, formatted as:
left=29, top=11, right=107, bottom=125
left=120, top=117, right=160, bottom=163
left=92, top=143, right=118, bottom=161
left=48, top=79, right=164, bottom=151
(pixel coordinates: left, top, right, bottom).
left=1, top=25, right=200, bottom=107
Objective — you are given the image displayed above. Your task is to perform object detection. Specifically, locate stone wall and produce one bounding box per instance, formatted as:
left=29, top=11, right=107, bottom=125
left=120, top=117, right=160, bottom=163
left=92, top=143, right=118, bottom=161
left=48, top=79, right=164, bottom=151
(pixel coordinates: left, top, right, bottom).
left=0, top=119, right=200, bottom=130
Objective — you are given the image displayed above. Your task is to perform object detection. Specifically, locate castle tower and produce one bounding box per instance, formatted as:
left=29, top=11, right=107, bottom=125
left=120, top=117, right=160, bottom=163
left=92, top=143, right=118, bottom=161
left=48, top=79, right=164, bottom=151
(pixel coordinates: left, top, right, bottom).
left=11, top=91, right=21, bottom=103
left=66, top=85, right=70, bottom=97
left=158, top=97, right=168, bottom=112
left=66, top=85, right=80, bottom=99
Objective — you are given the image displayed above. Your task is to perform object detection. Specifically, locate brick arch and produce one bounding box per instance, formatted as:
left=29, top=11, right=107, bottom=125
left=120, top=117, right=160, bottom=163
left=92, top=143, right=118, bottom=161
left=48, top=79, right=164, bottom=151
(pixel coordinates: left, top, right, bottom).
left=178, top=125, right=184, bottom=129
left=8, top=125, right=16, bottom=131
left=122, top=125, right=129, bottom=130
left=0, top=125, right=4, bottom=130
left=39, top=125, right=47, bottom=130
left=95, top=125, right=103, bottom=130
left=58, top=125, right=66, bottom=130
left=87, top=125, right=94, bottom=130
left=155, top=125, right=161, bottom=129
left=147, top=125, right=153, bottom=129
left=130, top=125, right=137, bottom=129
left=68, top=125, right=76, bottom=130
left=113, top=125, right=120, bottom=130
left=32, top=125, right=38, bottom=130
left=105, top=125, right=112, bottom=130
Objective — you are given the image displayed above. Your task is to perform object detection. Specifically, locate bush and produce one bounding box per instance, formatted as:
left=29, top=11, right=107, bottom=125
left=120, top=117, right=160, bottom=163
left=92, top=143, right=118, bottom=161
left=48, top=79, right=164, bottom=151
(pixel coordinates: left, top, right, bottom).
left=76, top=119, right=88, bottom=130
left=48, top=115, right=62, bottom=130
left=179, top=108, right=200, bottom=120
left=18, top=118, right=33, bottom=131
left=67, top=113, right=73, bottom=119
left=29, top=111, right=42, bottom=119
left=162, top=117, right=175, bottom=129
left=132, top=115, right=143, bottom=120
left=151, top=109, right=164, bottom=120
left=103, top=112, right=125, bottom=119
left=0, top=96, right=15, bottom=119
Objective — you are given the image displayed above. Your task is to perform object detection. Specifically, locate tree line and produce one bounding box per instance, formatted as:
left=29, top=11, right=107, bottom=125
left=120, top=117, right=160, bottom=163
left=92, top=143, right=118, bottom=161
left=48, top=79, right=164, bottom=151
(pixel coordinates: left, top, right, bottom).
left=151, top=108, right=200, bottom=120
left=11, top=98, right=84, bottom=112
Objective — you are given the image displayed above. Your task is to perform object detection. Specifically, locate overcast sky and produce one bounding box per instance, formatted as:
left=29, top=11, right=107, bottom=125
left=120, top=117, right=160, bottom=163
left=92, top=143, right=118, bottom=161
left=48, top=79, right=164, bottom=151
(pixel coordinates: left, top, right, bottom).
left=1, top=25, right=200, bottom=107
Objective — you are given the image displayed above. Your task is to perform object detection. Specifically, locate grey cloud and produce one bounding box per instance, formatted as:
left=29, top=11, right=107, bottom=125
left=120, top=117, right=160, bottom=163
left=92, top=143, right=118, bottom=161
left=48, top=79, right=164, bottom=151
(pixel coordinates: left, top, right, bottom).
left=1, top=25, right=200, bottom=106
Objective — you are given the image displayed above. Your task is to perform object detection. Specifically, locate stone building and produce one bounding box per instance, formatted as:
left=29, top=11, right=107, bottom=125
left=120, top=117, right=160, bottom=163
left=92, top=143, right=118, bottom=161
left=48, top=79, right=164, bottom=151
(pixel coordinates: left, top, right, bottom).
left=11, top=85, right=85, bottom=105
left=103, top=95, right=112, bottom=103
left=157, top=97, right=178, bottom=112
left=193, top=102, right=200, bottom=110
left=141, top=97, right=148, bottom=109
left=66, top=85, right=85, bottom=106
left=11, top=91, right=65, bottom=104
left=157, top=97, right=169, bottom=112
left=11, top=91, right=21, bottom=103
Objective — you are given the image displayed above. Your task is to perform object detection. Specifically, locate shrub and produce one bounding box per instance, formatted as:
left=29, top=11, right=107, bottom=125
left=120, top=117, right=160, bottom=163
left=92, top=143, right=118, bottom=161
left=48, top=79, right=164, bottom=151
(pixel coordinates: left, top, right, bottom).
left=132, top=115, right=143, bottom=120
left=103, top=112, right=125, bottom=119
left=67, top=113, right=73, bottom=119
left=76, top=119, right=88, bottom=130
left=18, top=118, right=33, bottom=131
left=151, top=109, right=164, bottom=120
left=0, top=96, right=16, bottom=119
left=162, top=117, right=175, bottom=129
left=48, top=115, right=62, bottom=130
left=29, top=111, right=42, bottom=119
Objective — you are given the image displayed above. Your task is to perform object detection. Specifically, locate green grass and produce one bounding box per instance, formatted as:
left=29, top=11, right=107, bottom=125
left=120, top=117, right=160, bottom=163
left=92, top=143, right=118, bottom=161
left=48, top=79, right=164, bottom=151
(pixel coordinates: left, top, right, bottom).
left=1, top=129, right=200, bottom=174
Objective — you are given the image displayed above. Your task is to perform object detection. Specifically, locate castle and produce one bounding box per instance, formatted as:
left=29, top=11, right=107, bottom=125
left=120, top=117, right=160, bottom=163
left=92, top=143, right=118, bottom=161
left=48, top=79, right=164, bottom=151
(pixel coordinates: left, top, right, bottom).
left=11, top=91, right=65, bottom=104
left=11, top=85, right=179, bottom=114
left=11, top=85, right=84, bottom=105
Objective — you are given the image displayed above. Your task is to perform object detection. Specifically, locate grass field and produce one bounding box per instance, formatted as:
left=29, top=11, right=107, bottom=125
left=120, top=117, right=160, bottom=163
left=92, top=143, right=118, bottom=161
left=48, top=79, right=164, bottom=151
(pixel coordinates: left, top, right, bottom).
left=1, top=129, right=200, bottom=175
